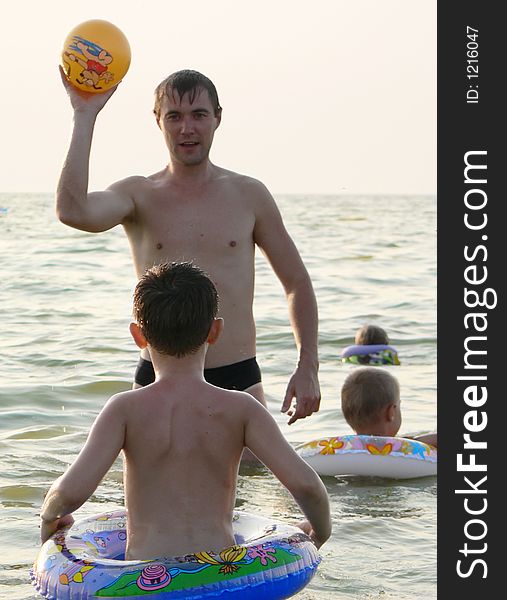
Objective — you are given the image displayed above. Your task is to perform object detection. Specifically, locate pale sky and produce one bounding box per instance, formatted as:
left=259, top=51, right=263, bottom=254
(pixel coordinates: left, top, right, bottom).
left=0, top=1, right=436, bottom=194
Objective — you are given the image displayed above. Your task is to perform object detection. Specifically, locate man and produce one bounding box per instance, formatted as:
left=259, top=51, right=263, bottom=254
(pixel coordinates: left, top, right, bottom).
left=56, top=68, right=319, bottom=424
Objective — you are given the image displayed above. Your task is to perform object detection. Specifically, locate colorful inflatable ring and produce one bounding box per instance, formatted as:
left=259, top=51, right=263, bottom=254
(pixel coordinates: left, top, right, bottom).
left=297, top=435, right=436, bottom=479
left=31, top=509, right=321, bottom=599
left=61, top=19, right=131, bottom=93
left=340, top=344, right=400, bottom=365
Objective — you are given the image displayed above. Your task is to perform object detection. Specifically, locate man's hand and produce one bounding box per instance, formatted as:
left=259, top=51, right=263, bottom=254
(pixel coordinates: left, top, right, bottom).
left=59, top=65, right=118, bottom=114
left=40, top=513, right=74, bottom=544
left=281, top=365, right=320, bottom=425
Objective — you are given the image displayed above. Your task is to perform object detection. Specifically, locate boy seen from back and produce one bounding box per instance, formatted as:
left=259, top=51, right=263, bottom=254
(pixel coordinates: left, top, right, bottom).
left=40, top=262, right=331, bottom=558
left=354, top=324, right=389, bottom=346
left=341, top=367, right=437, bottom=447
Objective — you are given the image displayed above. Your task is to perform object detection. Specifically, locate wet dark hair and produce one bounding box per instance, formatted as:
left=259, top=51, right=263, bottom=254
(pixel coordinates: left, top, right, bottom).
left=153, top=69, right=222, bottom=120
left=133, top=262, right=218, bottom=357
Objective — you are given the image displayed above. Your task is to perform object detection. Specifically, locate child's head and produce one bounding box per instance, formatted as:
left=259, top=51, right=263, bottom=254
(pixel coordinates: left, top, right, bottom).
left=132, top=261, right=219, bottom=357
left=354, top=324, right=389, bottom=346
left=341, top=367, right=401, bottom=436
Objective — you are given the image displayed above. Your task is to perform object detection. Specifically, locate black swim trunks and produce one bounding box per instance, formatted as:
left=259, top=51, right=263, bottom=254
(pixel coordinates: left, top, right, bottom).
left=134, top=356, right=262, bottom=391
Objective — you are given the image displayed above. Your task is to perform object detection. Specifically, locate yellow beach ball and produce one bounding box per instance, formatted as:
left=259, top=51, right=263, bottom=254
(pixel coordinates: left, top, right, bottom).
left=61, top=19, right=131, bottom=93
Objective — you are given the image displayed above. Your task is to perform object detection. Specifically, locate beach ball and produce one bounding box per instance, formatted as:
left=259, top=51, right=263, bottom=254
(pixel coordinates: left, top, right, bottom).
left=61, top=19, right=131, bottom=93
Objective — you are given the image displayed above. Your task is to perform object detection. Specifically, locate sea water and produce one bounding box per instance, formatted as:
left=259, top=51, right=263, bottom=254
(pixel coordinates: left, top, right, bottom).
left=0, top=193, right=436, bottom=599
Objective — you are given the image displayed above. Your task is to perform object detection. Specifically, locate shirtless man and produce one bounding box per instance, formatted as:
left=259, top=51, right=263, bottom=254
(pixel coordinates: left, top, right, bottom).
left=57, top=68, right=320, bottom=424
left=40, top=262, right=331, bottom=556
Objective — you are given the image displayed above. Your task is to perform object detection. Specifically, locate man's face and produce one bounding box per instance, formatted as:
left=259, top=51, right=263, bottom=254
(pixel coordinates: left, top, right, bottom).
left=158, top=87, right=221, bottom=166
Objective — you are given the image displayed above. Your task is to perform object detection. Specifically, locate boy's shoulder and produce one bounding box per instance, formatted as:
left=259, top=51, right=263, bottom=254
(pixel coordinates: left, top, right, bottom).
left=107, top=384, right=266, bottom=423
left=207, top=387, right=269, bottom=422
left=101, top=387, right=151, bottom=417
left=209, top=386, right=260, bottom=409
left=117, top=381, right=257, bottom=406
left=101, top=389, right=134, bottom=414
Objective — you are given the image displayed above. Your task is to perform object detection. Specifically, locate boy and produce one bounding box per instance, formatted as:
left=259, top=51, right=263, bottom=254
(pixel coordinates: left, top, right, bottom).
left=40, top=262, right=331, bottom=558
left=341, top=367, right=437, bottom=447
left=354, top=324, right=389, bottom=346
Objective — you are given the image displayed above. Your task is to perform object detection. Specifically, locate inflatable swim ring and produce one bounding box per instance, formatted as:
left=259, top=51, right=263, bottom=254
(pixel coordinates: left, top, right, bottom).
left=340, top=344, right=400, bottom=365
left=31, top=509, right=320, bottom=599
left=296, top=434, right=436, bottom=479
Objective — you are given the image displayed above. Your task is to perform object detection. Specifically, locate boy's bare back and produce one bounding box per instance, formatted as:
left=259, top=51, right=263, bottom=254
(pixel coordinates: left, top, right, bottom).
left=87, top=373, right=324, bottom=559
left=121, top=378, right=248, bottom=558
left=40, top=263, right=331, bottom=557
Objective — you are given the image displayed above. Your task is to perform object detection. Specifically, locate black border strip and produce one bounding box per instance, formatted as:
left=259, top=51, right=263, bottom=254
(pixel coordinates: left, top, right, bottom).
left=438, top=3, right=502, bottom=596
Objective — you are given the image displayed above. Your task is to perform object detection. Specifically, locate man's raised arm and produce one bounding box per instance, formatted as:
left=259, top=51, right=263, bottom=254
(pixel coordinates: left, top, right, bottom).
left=56, top=66, right=134, bottom=233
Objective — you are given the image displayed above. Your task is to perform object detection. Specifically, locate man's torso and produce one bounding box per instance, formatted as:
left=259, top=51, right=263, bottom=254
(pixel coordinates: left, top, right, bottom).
left=121, top=167, right=260, bottom=368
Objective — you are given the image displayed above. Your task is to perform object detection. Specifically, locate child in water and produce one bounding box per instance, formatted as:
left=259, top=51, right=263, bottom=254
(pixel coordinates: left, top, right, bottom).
left=341, top=324, right=400, bottom=365
left=354, top=324, right=389, bottom=345
left=40, top=262, right=331, bottom=557
left=340, top=367, right=437, bottom=447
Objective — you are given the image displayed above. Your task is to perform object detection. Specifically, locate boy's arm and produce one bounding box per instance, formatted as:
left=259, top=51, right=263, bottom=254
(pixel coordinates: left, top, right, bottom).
left=243, top=397, right=331, bottom=548
left=410, top=432, right=437, bottom=448
left=40, top=393, right=127, bottom=542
